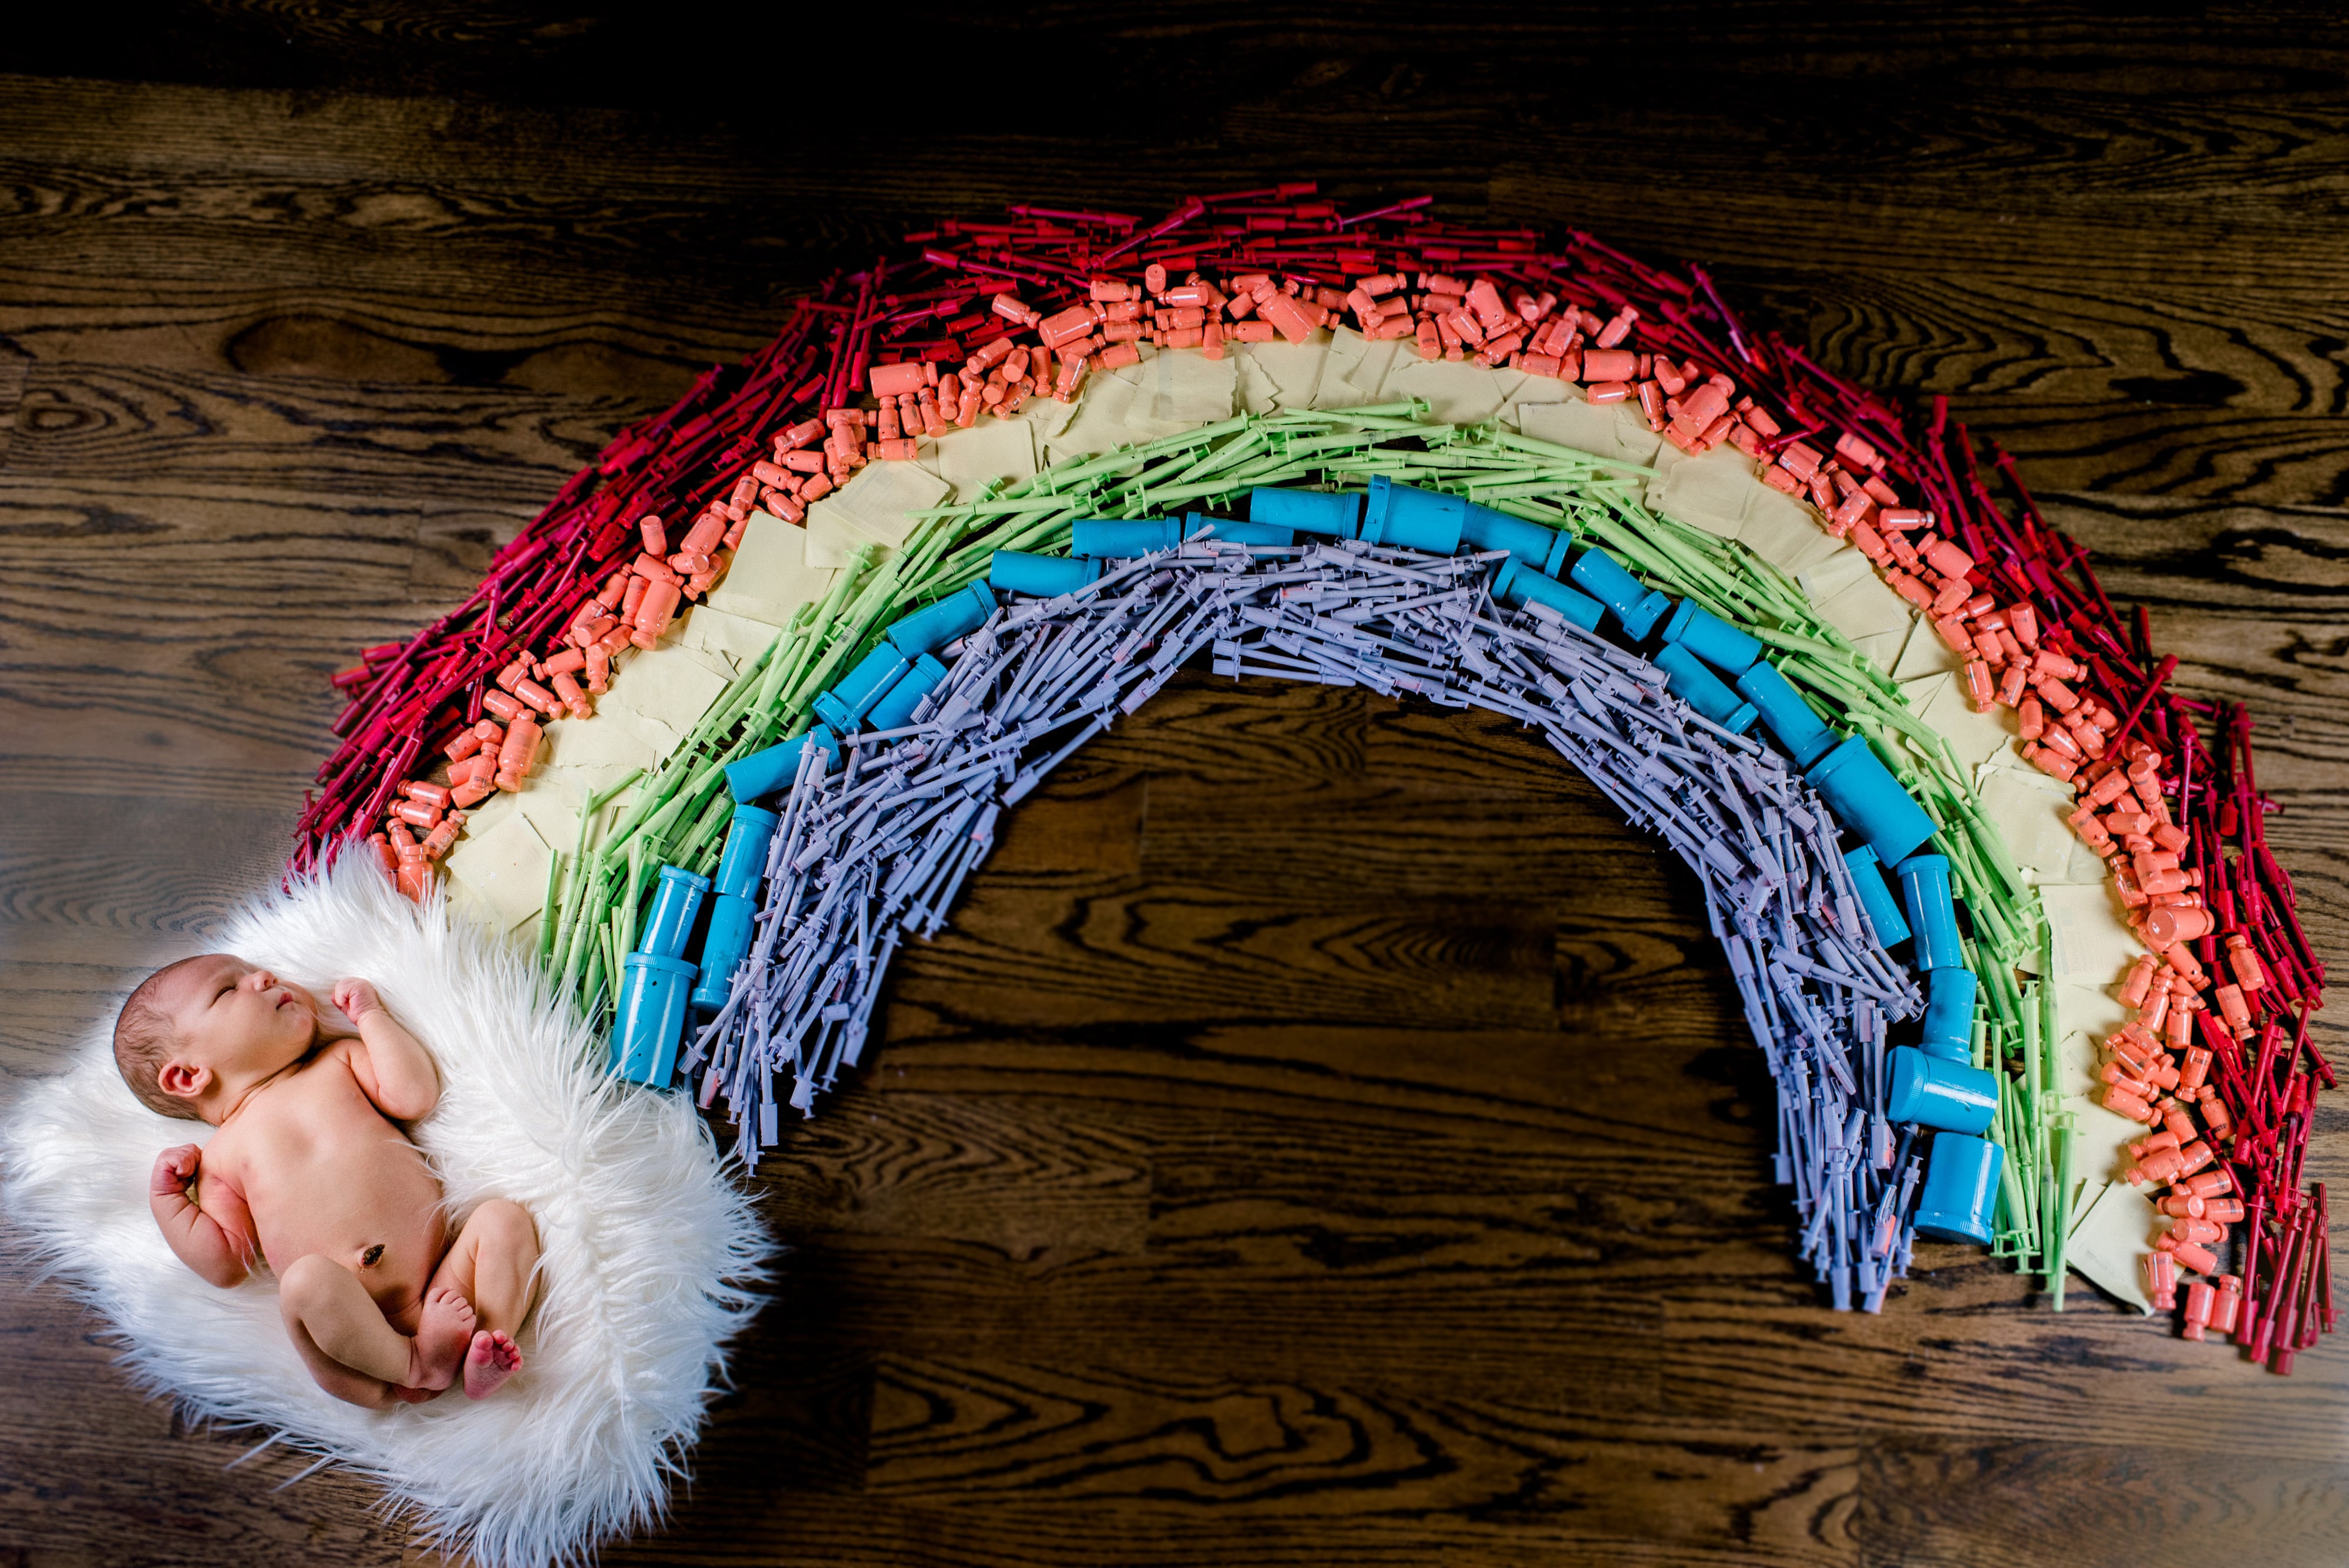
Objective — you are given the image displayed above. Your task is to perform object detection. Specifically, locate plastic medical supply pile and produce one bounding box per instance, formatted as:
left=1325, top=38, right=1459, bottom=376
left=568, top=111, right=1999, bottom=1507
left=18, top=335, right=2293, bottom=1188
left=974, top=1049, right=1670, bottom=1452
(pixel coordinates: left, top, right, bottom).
left=615, top=484, right=2000, bottom=1315
left=307, top=189, right=2328, bottom=1362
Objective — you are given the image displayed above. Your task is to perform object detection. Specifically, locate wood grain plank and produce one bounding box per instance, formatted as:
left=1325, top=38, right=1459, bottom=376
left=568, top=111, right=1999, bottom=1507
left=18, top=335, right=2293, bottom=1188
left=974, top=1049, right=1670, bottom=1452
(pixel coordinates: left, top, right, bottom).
left=879, top=911, right=1750, bottom=1138
left=0, top=791, right=286, bottom=952
left=596, top=1506, right=1832, bottom=1568
left=889, top=872, right=1563, bottom=1035
left=755, top=1093, right=1151, bottom=1256
left=9, top=244, right=2341, bottom=516
left=12, top=359, right=611, bottom=505
left=748, top=1217, right=1663, bottom=1392
left=769, top=1008, right=1792, bottom=1303
left=0, top=475, right=455, bottom=801
left=0, top=271, right=756, bottom=398
left=1138, top=770, right=1684, bottom=904
left=12, top=2, right=2349, bottom=113
left=859, top=1353, right=1858, bottom=1568
left=2, top=65, right=2343, bottom=516
left=1856, top=1438, right=2349, bottom=1568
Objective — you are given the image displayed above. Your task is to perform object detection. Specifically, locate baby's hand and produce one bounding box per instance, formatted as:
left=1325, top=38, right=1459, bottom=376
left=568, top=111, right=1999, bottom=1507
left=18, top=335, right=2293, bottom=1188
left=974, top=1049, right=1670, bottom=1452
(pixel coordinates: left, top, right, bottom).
left=332, top=978, right=385, bottom=1023
left=150, top=1143, right=201, bottom=1199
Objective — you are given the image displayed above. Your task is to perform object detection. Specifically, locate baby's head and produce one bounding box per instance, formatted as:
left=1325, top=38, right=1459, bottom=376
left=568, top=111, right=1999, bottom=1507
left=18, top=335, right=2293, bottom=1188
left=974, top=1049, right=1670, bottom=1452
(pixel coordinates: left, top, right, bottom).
left=113, top=954, right=323, bottom=1123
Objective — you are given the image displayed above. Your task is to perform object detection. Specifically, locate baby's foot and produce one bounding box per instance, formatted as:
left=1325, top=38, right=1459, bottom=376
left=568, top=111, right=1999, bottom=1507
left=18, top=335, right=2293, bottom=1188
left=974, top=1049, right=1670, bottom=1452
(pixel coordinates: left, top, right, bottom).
left=409, top=1286, right=477, bottom=1392
left=463, top=1330, right=522, bottom=1401
left=390, top=1382, right=442, bottom=1405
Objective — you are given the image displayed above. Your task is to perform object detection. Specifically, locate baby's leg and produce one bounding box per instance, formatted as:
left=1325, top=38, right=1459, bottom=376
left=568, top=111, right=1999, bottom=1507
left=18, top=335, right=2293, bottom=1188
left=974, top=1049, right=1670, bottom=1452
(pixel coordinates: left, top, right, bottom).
left=278, top=1254, right=466, bottom=1408
left=426, top=1198, right=540, bottom=1399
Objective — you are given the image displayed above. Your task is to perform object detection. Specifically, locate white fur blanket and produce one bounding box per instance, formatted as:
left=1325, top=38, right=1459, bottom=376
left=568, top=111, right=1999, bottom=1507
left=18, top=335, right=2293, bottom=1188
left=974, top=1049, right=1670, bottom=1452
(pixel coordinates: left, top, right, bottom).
left=0, top=854, right=771, bottom=1567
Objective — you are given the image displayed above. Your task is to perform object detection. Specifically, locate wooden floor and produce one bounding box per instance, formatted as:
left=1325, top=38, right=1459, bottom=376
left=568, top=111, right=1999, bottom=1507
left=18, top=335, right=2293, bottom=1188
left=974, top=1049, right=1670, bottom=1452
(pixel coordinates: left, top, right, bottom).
left=5, top=7, right=2348, bottom=1564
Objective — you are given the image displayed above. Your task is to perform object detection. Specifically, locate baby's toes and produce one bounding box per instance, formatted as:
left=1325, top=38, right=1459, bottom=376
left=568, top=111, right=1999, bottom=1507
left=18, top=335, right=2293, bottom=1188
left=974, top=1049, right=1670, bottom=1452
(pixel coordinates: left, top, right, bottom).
left=463, top=1329, right=523, bottom=1400
left=410, top=1287, right=477, bottom=1390
left=423, top=1291, right=474, bottom=1338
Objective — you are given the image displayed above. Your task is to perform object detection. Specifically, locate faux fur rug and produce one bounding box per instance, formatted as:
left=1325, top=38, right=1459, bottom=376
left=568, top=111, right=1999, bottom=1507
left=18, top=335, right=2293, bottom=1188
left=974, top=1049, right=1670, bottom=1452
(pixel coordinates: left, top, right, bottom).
left=0, top=853, right=772, bottom=1567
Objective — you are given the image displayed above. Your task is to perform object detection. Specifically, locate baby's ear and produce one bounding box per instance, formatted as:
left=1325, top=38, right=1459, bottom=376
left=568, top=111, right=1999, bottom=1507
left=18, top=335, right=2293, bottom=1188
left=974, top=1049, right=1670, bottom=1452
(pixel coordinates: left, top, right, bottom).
left=157, top=1060, right=208, bottom=1102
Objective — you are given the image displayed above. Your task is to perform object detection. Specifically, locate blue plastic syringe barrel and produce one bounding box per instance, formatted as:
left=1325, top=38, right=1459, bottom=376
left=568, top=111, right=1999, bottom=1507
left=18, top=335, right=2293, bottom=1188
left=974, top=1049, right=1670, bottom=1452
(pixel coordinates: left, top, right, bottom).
left=1248, top=486, right=1362, bottom=537
left=990, top=549, right=1102, bottom=598
left=1361, top=476, right=1560, bottom=561
left=1842, top=844, right=1911, bottom=946
left=1650, top=641, right=1761, bottom=733
left=1919, top=966, right=1978, bottom=1062
left=1567, top=547, right=1673, bottom=640
left=1072, top=517, right=1183, bottom=558
left=1887, top=1046, right=2000, bottom=1135
left=688, top=893, right=756, bottom=1012
left=1462, top=501, right=1573, bottom=576
left=723, top=725, right=837, bottom=802
left=862, top=652, right=948, bottom=733
left=635, top=865, right=709, bottom=960
left=1735, top=660, right=1836, bottom=769
left=810, top=642, right=910, bottom=733
left=725, top=741, right=797, bottom=802
left=1187, top=512, right=1294, bottom=546
left=613, top=952, right=696, bottom=1085
left=1896, top=853, right=1965, bottom=973
left=1804, top=734, right=1938, bottom=867
left=882, top=581, right=994, bottom=659
left=1660, top=599, right=1764, bottom=675
left=1492, top=557, right=1606, bottom=631
left=1357, top=476, right=1465, bottom=554
left=712, top=803, right=780, bottom=901
left=1913, top=1132, right=2005, bottom=1246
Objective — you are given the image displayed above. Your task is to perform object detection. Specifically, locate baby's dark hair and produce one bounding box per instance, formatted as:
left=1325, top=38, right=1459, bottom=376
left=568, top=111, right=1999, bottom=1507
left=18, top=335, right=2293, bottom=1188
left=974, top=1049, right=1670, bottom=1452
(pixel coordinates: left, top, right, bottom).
left=113, top=955, right=211, bottom=1121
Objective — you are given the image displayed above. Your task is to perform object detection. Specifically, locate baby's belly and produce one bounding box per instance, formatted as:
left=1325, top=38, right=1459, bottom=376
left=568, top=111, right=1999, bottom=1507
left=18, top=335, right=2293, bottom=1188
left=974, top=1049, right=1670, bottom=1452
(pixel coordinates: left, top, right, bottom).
left=255, top=1143, right=447, bottom=1327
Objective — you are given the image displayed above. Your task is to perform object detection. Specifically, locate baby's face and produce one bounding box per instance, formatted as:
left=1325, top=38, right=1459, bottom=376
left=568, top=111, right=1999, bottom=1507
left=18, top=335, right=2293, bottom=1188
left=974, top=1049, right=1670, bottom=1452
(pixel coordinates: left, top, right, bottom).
left=158, top=955, right=322, bottom=1082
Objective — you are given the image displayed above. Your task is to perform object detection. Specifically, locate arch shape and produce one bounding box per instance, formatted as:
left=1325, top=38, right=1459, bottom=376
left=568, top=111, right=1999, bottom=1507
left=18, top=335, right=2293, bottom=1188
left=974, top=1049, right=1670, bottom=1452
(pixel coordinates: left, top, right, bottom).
left=316, top=195, right=2319, bottom=1347
left=510, top=401, right=2133, bottom=1311
left=645, top=477, right=2005, bottom=1314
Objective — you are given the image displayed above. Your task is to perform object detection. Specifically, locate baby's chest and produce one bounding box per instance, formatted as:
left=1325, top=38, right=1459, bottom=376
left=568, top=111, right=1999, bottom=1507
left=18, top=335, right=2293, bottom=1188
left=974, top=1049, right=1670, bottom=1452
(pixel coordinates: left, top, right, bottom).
left=275, top=1059, right=391, bottom=1130
left=237, top=1074, right=413, bottom=1180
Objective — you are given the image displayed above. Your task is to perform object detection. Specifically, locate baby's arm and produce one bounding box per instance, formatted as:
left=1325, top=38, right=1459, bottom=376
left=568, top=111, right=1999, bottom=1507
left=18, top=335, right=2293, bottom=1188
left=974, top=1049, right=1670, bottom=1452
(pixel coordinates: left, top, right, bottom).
left=149, top=1145, right=252, bottom=1288
left=332, top=979, right=440, bottom=1122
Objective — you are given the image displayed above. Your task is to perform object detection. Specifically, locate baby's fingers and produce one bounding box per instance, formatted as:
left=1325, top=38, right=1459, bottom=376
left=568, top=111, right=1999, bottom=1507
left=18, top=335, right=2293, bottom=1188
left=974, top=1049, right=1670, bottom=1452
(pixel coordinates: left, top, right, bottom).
left=150, top=1145, right=199, bottom=1191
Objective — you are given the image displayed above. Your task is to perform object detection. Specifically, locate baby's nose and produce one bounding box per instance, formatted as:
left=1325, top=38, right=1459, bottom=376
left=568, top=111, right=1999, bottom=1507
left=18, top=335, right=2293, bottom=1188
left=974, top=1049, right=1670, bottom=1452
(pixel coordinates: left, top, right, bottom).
left=245, top=968, right=276, bottom=990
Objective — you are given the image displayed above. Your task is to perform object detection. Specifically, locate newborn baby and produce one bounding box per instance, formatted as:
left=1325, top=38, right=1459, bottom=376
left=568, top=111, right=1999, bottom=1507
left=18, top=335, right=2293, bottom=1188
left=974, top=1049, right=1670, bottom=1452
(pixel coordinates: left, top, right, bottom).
left=115, top=955, right=539, bottom=1408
